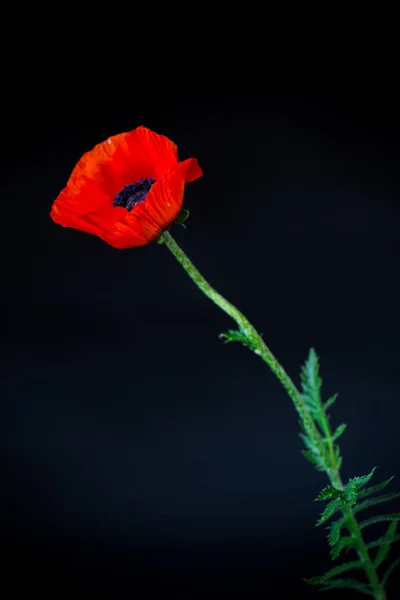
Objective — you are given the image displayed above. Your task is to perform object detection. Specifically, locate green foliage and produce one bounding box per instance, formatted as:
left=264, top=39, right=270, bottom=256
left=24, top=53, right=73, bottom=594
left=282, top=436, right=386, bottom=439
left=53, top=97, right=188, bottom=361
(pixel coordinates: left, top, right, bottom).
left=323, top=393, right=338, bottom=411
left=329, top=516, right=346, bottom=546
left=308, top=469, right=400, bottom=594
left=357, top=476, right=395, bottom=499
left=175, top=208, right=190, bottom=227
left=353, top=492, right=400, bottom=515
left=306, top=560, right=362, bottom=583
left=219, top=328, right=257, bottom=352
left=382, top=557, right=400, bottom=586
left=358, top=513, right=400, bottom=530
left=299, top=349, right=343, bottom=477
left=332, top=423, right=347, bottom=441
left=310, top=578, right=375, bottom=597
left=373, top=521, right=398, bottom=568
left=299, top=348, right=400, bottom=596
left=317, top=498, right=343, bottom=527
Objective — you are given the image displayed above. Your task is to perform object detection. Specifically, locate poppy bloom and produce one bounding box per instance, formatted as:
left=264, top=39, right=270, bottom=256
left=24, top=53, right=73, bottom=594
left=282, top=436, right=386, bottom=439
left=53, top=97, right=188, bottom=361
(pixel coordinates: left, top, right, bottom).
left=50, top=126, right=203, bottom=249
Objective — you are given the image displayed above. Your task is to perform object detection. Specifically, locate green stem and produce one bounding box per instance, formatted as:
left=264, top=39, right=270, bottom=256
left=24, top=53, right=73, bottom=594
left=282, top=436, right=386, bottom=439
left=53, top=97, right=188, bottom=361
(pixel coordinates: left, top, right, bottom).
left=160, top=230, right=386, bottom=600
left=323, top=446, right=386, bottom=600
left=320, top=428, right=386, bottom=599
left=345, top=507, right=387, bottom=600
left=161, top=231, right=312, bottom=430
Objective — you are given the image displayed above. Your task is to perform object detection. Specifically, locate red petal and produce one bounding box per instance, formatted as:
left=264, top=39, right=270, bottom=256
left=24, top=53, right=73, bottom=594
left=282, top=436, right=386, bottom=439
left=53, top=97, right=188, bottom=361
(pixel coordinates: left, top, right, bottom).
left=85, top=158, right=203, bottom=249
left=66, top=132, right=127, bottom=197
left=50, top=133, right=128, bottom=223
left=51, top=203, right=126, bottom=238
left=98, top=126, right=179, bottom=197
left=50, top=127, right=202, bottom=249
left=50, top=127, right=179, bottom=226
left=131, top=158, right=203, bottom=232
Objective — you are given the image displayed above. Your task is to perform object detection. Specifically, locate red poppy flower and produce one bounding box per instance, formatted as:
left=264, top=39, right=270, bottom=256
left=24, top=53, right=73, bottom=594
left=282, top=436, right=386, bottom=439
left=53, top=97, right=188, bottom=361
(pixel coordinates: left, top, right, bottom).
left=50, top=126, right=203, bottom=249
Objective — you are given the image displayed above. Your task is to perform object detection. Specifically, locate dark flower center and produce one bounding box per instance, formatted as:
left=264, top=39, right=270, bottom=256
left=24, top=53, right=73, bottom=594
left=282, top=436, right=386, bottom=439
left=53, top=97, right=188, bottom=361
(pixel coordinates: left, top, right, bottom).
left=113, top=177, right=156, bottom=211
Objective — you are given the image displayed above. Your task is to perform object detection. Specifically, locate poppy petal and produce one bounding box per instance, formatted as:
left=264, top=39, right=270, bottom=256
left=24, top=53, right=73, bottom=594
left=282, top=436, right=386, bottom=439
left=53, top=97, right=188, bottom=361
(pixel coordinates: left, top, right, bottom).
left=66, top=132, right=127, bottom=197
left=50, top=204, right=121, bottom=238
left=103, top=212, right=161, bottom=249
left=52, top=127, right=180, bottom=225
left=87, top=158, right=203, bottom=249
left=50, top=127, right=202, bottom=249
left=50, top=132, right=128, bottom=223
left=95, top=126, right=179, bottom=198
left=132, top=158, right=203, bottom=232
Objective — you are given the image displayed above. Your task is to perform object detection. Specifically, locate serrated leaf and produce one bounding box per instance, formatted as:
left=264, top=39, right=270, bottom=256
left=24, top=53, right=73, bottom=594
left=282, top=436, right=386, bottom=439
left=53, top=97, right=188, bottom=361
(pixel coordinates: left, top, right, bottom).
left=359, top=513, right=400, bottom=530
left=316, top=486, right=346, bottom=502
left=300, top=433, right=327, bottom=471
left=353, top=492, right=400, bottom=514
left=332, top=423, right=347, bottom=441
left=382, top=556, right=400, bottom=586
left=346, top=468, right=377, bottom=494
left=299, top=432, right=318, bottom=453
left=323, top=393, right=338, bottom=411
left=306, top=560, right=362, bottom=584
left=357, top=476, right=395, bottom=499
left=302, top=449, right=324, bottom=469
left=331, top=536, right=356, bottom=560
left=300, top=348, right=322, bottom=400
left=299, top=433, right=317, bottom=455
left=219, top=329, right=253, bottom=348
left=366, top=534, right=400, bottom=552
left=373, top=521, right=398, bottom=568
left=317, top=499, right=342, bottom=526
left=344, top=470, right=377, bottom=505
left=300, top=397, right=319, bottom=416
left=344, top=486, right=359, bottom=505
left=332, top=444, right=343, bottom=470
left=328, top=517, right=346, bottom=546
left=319, top=579, right=374, bottom=596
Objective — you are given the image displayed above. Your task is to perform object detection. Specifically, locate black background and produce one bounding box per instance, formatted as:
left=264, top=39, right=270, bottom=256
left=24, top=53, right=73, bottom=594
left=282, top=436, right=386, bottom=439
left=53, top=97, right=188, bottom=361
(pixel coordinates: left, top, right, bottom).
left=1, top=57, right=400, bottom=598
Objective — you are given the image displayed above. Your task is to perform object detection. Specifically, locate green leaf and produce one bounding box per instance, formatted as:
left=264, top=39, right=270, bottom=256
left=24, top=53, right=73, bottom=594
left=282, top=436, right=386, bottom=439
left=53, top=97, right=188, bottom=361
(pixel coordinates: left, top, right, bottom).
left=334, top=444, right=343, bottom=470
left=305, top=560, right=362, bottom=583
left=373, top=521, right=398, bottom=568
left=323, top=393, right=338, bottom=411
left=219, top=329, right=253, bottom=348
left=302, top=449, right=324, bottom=469
left=382, top=556, right=400, bottom=586
left=331, top=536, right=356, bottom=560
left=347, top=468, right=377, bottom=491
left=316, top=485, right=346, bottom=502
left=299, top=433, right=327, bottom=471
left=357, top=476, right=395, bottom=499
left=175, top=208, right=190, bottom=226
left=328, top=517, right=346, bottom=546
left=353, top=492, right=400, bottom=514
left=345, top=469, right=377, bottom=503
left=300, top=348, right=322, bottom=404
left=359, top=513, right=400, bottom=530
left=319, top=579, right=374, bottom=596
left=332, top=423, right=347, bottom=441
left=366, top=535, right=400, bottom=552
left=317, top=499, right=342, bottom=526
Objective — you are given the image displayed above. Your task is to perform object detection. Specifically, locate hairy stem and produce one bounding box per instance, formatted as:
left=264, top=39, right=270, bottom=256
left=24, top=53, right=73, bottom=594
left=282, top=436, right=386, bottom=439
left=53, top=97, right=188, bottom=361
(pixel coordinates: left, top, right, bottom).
left=161, top=232, right=313, bottom=429
left=321, top=426, right=386, bottom=599
left=160, top=230, right=386, bottom=600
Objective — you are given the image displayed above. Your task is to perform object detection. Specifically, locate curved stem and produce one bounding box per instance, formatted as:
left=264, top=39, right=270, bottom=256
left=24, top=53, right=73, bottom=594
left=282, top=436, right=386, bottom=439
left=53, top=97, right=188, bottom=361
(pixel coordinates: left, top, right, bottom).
left=160, top=230, right=386, bottom=600
left=161, top=232, right=313, bottom=430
